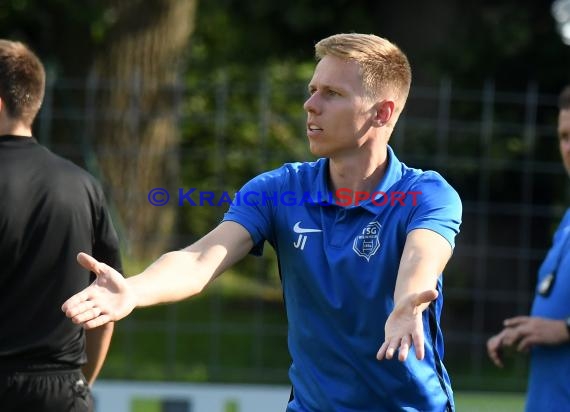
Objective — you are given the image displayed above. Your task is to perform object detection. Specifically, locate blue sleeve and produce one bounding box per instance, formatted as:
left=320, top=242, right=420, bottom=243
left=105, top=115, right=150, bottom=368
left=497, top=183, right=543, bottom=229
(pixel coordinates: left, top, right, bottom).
left=537, top=209, right=570, bottom=277
left=222, top=167, right=284, bottom=256
left=406, top=171, right=462, bottom=249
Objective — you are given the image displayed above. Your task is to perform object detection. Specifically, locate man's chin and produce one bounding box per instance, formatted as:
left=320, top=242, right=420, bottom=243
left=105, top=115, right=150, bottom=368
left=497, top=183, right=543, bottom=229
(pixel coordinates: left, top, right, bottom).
left=308, top=144, right=327, bottom=158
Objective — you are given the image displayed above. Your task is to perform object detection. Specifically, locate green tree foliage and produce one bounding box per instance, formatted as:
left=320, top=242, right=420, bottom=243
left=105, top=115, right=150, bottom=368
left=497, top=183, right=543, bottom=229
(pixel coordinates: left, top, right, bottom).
left=181, top=0, right=570, bottom=237
left=0, top=0, right=106, bottom=75
left=190, top=0, right=570, bottom=88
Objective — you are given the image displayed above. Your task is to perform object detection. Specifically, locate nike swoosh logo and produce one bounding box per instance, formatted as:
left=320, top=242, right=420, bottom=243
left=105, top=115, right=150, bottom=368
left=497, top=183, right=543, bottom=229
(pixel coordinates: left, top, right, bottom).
left=293, top=221, right=322, bottom=234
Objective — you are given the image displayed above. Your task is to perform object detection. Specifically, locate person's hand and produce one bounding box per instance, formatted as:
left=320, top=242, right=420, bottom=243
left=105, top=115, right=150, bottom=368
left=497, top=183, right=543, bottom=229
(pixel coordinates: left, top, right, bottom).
left=377, top=289, right=438, bottom=362
left=503, top=316, right=569, bottom=351
left=486, top=316, right=569, bottom=368
left=62, top=252, right=136, bottom=329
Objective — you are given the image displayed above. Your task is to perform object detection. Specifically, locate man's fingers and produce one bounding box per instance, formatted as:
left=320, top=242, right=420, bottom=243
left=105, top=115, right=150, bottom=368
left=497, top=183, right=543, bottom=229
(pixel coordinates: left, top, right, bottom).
left=385, top=345, right=396, bottom=360
left=70, top=307, right=102, bottom=325
left=83, top=314, right=112, bottom=330
left=501, top=334, right=514, bottom=346
left=488, top=348, right=504, bottom=368
left=486, top=342, right=503, bottom=367
left=377, top=341, right=389, bottom=360
left=378, top=337, right=413, bottom=362
left=378, top=289, right=435, bottom=363
left=501, top=328, right=522, bottom=347
left=77, top=252, right=102, bottom=274
left=61, top=289, right=92, bottom=314
left=517, top=336, right=532, bottom=352
left=398, top=336, right=411, bottom=361
left=486, top=336, right=504, bottom=368
left=63, top=300, right=96, bottom=317
left=413, top=330, right=425, bottom=360
left=504, top=316, right=528, bottom=327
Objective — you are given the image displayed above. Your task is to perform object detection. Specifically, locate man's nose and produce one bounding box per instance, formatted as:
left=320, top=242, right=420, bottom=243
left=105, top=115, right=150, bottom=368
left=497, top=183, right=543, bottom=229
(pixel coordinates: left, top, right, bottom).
left=303, top=93, right=320, bottom=113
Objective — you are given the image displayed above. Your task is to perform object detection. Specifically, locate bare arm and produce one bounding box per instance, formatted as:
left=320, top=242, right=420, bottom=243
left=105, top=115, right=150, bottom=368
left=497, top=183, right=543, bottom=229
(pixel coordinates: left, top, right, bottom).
left=377, top=228, right=453, bottom=362
left=82, top=323, right=114, bottom=386
left=129, top=221, right=253, bottom=306
left=63, top=221, right=253, bottom=328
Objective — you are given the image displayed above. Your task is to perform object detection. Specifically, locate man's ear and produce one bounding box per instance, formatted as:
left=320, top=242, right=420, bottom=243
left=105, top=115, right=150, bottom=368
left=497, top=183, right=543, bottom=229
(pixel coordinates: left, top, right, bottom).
left=373, top=100, right=394, bottom=126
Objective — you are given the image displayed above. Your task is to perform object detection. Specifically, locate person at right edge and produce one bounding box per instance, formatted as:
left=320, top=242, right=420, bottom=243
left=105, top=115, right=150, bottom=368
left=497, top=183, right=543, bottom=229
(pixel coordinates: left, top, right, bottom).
left=487, top=85, right=570, bottom=411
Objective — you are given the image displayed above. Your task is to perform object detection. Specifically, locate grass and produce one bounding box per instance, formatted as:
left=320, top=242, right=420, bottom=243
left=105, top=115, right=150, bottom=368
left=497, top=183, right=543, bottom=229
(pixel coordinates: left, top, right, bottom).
left=127, top=391, right=526, bottom=412
left=454, top=391, right=525, bottom=411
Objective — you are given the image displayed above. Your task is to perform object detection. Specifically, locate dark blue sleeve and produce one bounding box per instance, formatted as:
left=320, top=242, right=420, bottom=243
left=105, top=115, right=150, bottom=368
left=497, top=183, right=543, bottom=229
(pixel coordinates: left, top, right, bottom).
left=222, top=167, right=285, bottom=256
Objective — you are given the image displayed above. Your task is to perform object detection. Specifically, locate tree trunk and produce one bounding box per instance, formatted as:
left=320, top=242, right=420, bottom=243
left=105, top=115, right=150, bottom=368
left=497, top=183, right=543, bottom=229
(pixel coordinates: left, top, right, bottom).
left=92, top=0, right=197, bottom=260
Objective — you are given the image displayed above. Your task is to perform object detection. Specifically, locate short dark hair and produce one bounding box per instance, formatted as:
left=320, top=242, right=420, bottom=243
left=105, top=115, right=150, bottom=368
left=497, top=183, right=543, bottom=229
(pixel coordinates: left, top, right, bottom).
left=559, top=85, right=570, bottom=111
left=0, top=40, right=45, bottom=127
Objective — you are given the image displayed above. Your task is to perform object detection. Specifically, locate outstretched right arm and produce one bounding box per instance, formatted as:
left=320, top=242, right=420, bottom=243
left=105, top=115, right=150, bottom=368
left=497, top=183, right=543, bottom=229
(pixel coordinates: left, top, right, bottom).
left=62, top=221, right=253, bottom=329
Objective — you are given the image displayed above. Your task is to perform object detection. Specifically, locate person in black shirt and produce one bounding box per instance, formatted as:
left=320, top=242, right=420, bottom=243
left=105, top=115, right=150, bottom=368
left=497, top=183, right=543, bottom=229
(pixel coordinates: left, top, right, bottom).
left=0, top=39, right=122, bottom=411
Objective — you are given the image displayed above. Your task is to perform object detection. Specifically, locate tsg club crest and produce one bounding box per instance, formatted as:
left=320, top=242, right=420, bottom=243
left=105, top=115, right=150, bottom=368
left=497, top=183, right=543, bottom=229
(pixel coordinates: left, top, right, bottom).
left=352, top=221, right=381, bottom=261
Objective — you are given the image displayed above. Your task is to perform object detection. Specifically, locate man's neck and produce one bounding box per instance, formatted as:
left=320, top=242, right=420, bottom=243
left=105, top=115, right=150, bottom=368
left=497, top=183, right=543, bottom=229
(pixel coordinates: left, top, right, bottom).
left=0, top=124, right=32, bottom=137
left=328, top=146, right=389, bottom=196
left=0, top=112, right=32, bottom=136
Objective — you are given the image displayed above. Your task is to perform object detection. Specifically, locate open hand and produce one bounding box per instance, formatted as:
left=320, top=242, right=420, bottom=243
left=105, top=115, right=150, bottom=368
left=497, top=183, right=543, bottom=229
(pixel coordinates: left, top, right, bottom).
left=377, top=289, right=438, bottom=362
left=61, top=252, right=136, bottom=329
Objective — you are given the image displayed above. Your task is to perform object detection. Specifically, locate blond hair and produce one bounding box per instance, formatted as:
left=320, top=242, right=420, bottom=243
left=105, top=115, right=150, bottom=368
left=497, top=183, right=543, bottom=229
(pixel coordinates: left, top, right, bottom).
left=315, top=33, right=411, bottom=115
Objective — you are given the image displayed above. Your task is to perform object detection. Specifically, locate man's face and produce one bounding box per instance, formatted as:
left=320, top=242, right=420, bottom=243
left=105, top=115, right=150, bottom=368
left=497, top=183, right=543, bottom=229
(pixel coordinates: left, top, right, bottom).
left=302, top=55, right=377, bottom=158
left=559, top=109, right=570, bottom=176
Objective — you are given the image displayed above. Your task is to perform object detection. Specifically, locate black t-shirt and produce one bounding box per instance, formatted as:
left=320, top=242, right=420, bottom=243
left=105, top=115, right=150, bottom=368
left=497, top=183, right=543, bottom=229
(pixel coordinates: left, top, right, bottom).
left=0, top=135, right=122, bottom=368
